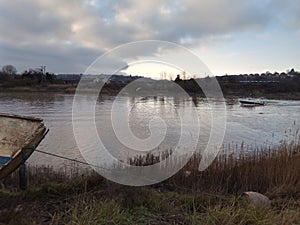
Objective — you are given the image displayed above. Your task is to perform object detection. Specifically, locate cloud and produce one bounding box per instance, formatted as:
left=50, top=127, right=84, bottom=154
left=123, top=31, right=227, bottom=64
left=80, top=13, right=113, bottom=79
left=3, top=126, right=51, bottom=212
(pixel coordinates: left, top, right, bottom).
left=0, top=0, right=299, bottom=73
left=112, top=0, right=274, bottom=43
left=269, top=0, right=300, bottom=28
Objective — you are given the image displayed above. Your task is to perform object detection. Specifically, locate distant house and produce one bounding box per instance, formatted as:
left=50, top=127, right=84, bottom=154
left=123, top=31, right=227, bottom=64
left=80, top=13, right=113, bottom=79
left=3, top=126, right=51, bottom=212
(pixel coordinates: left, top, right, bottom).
left=279, top=72, right=287, bottom=79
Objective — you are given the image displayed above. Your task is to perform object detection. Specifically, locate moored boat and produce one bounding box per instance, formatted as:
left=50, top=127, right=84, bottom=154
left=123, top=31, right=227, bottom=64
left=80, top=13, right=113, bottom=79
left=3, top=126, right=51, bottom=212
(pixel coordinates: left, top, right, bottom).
left=239, top=98, right=265, bottom=106
left=0, top=114, right=48, bottom=179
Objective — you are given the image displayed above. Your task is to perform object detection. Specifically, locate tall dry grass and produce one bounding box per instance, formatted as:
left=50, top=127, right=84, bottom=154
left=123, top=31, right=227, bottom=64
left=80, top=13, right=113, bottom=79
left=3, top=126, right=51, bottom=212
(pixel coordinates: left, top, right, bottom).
left=2, top=135, right=300, bottom=197
left=127, top=139, right=300, bottom=196
left=177, top=142, right=300, bottom=195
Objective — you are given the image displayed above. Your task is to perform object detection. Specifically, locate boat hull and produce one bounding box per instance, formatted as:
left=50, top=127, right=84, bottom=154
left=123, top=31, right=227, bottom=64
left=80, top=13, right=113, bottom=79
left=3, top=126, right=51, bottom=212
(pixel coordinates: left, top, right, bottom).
left=0, top=114, right=47, bottom=179
left=239, top=100, right=265, bottom=106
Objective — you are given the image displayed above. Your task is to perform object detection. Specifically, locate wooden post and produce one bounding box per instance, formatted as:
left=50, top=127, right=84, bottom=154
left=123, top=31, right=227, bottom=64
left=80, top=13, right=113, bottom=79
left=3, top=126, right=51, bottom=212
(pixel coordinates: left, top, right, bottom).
left=19, top=163, right=27, bottom=190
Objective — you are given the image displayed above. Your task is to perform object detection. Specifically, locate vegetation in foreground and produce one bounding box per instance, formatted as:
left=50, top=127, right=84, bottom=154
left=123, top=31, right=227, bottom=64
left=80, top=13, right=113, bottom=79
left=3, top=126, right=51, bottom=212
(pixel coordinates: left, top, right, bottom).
left=0, top=140, right=299, bottom=224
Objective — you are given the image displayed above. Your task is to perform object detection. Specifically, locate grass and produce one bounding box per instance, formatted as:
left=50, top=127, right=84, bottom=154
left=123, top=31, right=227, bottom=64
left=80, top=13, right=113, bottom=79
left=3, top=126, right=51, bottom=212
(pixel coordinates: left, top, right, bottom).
left=0, top=140, right=299, bottom=224
left=0, top=184, right=299, bottom=224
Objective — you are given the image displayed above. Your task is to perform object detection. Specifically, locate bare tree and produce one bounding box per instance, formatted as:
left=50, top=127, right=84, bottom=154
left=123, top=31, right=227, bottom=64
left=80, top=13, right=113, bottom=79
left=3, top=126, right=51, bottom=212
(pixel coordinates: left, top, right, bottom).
left=2, top=65, right=17, bottom=75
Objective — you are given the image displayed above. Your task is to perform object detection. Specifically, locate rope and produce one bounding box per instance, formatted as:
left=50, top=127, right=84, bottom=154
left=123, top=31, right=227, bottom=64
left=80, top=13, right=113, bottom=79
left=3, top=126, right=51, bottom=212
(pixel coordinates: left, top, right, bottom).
left=34, top=149, right=159, bottom=184
left=22, top=129, right=160, bottom=184
left=25, top=129, right=107, bottom=170
left=34, top=149, right=108, bottom=170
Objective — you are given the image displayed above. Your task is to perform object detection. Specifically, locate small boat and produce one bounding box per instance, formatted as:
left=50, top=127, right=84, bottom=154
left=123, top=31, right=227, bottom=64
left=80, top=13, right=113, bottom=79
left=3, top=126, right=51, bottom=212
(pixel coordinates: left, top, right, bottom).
left=239, top=98, right=265, bottom=106
left=0, top=114, right=48, bottom=179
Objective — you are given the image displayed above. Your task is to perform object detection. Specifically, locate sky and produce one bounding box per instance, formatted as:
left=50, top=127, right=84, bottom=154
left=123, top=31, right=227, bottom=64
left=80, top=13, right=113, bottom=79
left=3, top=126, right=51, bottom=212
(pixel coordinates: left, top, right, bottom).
left=0, top=0, right=300, bottom=78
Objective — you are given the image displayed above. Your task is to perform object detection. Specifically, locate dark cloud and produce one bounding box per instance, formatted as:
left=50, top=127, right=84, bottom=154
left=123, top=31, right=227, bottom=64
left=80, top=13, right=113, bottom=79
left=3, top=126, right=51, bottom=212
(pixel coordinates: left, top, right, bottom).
left=0, top=41, right=101, bottom=73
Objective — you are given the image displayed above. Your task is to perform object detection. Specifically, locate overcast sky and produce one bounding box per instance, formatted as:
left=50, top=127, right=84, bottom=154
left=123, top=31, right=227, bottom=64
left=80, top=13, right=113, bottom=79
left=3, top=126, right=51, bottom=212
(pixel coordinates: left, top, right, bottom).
left=0, top=0, right=299, bottom=77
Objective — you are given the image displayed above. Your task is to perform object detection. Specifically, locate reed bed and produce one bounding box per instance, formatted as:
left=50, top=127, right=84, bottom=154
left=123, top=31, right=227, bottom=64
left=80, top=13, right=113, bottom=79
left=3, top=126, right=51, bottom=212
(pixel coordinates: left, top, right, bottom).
left=127, top=139, right=300, bottom=196
left=177, top=141, right=299, bottom=195
left=2, top=137, right=300, bottom=196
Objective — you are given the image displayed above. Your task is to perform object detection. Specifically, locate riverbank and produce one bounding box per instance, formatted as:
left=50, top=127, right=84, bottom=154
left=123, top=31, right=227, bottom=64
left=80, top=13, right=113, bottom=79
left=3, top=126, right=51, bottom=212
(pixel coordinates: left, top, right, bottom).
left=1, top=82, right=300, bottom=100
left=0, top=84, right=77, bottom=94
left=1, top=140, right=299, bottom=224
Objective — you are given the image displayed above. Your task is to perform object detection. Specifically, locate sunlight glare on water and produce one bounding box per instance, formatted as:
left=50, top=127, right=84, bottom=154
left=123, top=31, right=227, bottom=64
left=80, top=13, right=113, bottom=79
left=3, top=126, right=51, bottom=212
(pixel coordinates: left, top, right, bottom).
left=0, top=92, right=299, bottom=168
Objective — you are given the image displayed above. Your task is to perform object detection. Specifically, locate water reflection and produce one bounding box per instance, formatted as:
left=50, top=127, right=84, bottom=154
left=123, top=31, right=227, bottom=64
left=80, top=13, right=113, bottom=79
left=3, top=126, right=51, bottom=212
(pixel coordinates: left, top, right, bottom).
left=0, top=92, right=299, bottom=168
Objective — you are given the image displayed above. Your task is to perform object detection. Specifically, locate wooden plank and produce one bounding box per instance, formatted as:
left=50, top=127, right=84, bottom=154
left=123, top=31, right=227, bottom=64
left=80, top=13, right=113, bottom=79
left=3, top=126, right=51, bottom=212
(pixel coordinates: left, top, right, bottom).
left=0, top=114, right=47, bottom=179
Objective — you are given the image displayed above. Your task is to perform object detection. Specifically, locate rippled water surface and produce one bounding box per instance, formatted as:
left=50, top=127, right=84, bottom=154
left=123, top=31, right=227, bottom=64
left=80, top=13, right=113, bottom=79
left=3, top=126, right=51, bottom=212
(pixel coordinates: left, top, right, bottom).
left=0, top=92, right=299, bottom=168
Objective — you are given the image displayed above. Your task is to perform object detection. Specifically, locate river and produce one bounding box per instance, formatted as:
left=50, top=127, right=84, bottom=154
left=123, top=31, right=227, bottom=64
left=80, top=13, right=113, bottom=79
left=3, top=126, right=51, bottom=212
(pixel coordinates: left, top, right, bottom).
left=0, top=92, right=299, bottom=168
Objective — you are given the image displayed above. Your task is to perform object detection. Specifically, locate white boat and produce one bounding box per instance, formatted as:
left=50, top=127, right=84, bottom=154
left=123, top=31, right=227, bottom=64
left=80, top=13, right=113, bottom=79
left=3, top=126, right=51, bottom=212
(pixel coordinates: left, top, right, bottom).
left=239, top=98, right=265, bottom=106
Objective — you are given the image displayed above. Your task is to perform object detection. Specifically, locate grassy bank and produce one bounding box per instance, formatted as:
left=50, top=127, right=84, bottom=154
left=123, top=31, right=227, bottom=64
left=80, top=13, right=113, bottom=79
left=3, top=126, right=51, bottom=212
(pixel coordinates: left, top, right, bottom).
left=0, top=84, right=77, bottom=94
left=0, top=141, right=299, bottom=224
left=1, top=81, right=300, bottom=100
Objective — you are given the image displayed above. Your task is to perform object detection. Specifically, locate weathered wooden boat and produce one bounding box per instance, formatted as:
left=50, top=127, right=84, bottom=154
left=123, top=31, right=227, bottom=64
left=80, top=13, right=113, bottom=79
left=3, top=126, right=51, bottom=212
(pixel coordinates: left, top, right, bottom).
left=239, top=98, right=265, bottom=106
left=0, top=114, right=48, bottom=179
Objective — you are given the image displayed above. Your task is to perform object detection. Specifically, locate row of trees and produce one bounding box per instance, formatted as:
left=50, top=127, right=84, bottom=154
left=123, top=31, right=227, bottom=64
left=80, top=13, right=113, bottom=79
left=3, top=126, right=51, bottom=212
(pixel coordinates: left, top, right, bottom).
left=0, top=64, right=56, bottom=85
